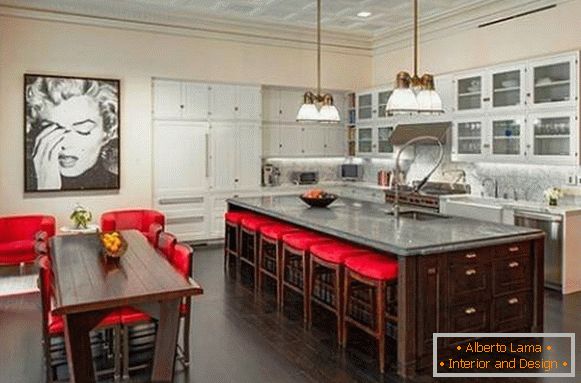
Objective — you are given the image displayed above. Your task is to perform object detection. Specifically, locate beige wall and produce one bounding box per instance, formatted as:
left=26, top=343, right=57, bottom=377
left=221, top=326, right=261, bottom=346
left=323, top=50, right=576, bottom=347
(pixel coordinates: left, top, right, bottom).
left=373, top=0, right=581, bottom=85
left=0, top=15, right=371, bottom=225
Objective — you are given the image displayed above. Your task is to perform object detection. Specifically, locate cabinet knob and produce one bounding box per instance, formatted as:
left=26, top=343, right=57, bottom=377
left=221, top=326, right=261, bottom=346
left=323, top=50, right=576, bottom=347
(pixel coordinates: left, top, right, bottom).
left=508, top=246, right=520, bottom=253
left=180, top=105, right=184, bottom=109
left=234, top=106, right=239, bottom=111
left=464, top=307, right=477, bottom=315
left=465, top=252, right=477, bottom=259
left=482, top=97, right=491, bottom=102
left=279, top=144, right=283, bottom=148
left=508, top=261, right=520, bottom=268
left=465, top=269, right=477, bottom=276
left=427, top=267, right=437, bottom=275
left=234, top=179, right=239, bottom=183
left=508, top=297, right=519, bottom=305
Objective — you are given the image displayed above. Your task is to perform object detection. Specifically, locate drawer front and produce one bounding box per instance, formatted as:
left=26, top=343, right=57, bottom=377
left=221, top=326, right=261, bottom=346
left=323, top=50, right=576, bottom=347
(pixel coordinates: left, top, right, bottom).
left=449, top=301, right=490, bottom=333
left=449, top=248, right=489, bottom=267
left=492, top=241, right=530, bottom=259
left=492, top=291, right=531, bottom=331
left=493, top=255, right=531, bottom=295
left=449, top=263, right=491, bottom=303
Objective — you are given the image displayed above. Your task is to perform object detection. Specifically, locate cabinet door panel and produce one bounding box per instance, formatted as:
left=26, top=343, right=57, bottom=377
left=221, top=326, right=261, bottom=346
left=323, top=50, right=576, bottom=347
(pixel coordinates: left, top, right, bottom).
left=183, top=83, right=209, bottom=120
left=210, top=85, right=237, bottom=120
left=153, top=80, right=183, bottom=119
left=237, top=86, right=262, bottom=120
left=529, top=54, right=577, bottom=109
left=302, top=126, right=326, bottom=156
left=279, top=126, right=302, bottom=156
left=153, top=121, right=208, bottom=194
left=417, top=256, right=447, bottom=359
left=210, top=123, right=237, bottom=190
left=325, top=127, right=345, bottom=156
left=528, top=111, right=577, bottom=165
left=280, top=90, right=304, bottom=123
left=262, top=88, right=281, bottom=122
left=236, top=124, right=262, bottom=190
left=262, top=124, right=281, bottom=156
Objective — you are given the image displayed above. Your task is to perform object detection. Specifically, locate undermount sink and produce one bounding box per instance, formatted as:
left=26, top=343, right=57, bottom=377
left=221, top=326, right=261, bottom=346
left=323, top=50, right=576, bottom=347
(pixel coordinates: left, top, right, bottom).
left=440, top=196, right=504, bottom=223
left=387, top=210, right=450, bottom=221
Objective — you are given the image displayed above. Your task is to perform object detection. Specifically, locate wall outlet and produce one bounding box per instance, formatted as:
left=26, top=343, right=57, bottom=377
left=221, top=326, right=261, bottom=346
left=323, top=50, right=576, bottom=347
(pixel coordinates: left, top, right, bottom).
left=566, top=172, right=578, bottom=186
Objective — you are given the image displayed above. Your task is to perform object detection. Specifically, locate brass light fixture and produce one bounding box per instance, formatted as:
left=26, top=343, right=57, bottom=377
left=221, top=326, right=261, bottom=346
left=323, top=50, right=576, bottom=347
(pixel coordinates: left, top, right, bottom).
left=296, top=0, right=340, bottom=123
left=386, top=0, right=443, bottom=115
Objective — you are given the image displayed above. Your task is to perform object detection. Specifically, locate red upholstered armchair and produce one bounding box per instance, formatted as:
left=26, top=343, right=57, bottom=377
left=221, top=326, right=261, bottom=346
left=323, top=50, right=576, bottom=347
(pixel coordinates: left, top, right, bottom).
left=100, top=209, right=165, bottom=245
left=0, top=215, right=55, bottom=265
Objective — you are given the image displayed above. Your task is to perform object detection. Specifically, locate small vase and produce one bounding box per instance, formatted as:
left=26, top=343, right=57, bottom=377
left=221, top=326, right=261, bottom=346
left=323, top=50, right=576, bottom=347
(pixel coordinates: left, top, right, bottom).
left=549, top=198, right=558, bottom=206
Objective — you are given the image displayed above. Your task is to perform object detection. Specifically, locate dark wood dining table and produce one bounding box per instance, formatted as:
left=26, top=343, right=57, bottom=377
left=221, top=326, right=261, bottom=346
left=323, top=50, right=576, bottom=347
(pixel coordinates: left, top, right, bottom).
left=50, top=229, right=203, bottom=383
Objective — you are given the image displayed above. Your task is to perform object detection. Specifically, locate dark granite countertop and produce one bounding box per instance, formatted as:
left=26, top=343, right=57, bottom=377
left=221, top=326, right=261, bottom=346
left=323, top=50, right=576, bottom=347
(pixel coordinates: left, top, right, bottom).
left=227, top=195, right=544, bottom=256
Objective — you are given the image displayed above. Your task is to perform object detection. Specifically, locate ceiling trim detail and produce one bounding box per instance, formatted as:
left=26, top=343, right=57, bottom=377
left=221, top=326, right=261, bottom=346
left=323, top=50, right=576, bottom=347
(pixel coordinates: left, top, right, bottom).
left=0, top=5, right=373, bottom=57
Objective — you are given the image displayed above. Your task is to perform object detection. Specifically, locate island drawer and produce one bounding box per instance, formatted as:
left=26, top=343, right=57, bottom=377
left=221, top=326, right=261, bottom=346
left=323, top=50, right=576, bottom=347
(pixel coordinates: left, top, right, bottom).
left=448, top=248, right=490, bottom=266
left=492, top=291, right=531, bottom=331
left=493, top=255, right=532, bottom=295
left=491, top=241, right=531, bottom=259
left=448, top=263, right=491, bottom=303
left=449, top=301, right=490, bottom=333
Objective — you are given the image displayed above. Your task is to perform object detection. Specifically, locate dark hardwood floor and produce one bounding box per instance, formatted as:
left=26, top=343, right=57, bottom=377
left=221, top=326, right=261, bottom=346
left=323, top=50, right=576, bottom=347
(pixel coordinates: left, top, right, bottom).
left=0, top=245, right=579, bottom=382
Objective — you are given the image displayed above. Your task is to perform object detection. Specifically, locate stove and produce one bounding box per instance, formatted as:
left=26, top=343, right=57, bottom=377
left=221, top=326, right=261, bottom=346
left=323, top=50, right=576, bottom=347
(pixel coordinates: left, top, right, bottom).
left=385, top=182, right=470, bottom=210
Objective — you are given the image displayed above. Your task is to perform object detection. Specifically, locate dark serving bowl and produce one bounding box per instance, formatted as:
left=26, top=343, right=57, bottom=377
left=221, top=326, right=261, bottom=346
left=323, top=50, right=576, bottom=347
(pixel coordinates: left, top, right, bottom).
left=299, top=194, right=338, bottom=208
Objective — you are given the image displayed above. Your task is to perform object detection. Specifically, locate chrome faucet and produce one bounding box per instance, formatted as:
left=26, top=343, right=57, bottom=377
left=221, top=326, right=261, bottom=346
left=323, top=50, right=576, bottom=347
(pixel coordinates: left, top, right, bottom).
left=392, top=136, right=445, bottom=219
left=481, top=177, right=498, bottom=198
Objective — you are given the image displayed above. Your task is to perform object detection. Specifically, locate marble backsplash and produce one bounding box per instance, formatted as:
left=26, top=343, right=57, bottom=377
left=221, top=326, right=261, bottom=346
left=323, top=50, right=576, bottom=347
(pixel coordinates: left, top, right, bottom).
left=264, top=145, right=581, bottom=205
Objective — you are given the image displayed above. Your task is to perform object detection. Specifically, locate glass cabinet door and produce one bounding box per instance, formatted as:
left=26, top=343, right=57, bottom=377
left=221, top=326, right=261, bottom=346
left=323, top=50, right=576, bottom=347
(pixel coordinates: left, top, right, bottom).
left=457, top=75, right=482, bottom=111
left=492, top=118, right=523, bottom=156
left=377, top=90, right=393, bottom=118
left=530, top=56, right=576, bottom=107
left=492, top=69, right=522, bottom=108
left=358, top=94, right=373, bottom=120
left=456, top=120, right=483, bottom=155
left=377, top=126, right=394, bottom=154
left=529, top=112, right=576, bottom=163
left=357, top=127, right=373, bottom=154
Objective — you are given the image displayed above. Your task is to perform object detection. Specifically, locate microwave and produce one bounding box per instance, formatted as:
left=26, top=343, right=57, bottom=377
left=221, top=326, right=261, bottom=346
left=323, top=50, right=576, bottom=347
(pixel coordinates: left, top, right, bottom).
left=340, top=164, right=362, bottom=181
left=292, top=171, right=319, bottom=185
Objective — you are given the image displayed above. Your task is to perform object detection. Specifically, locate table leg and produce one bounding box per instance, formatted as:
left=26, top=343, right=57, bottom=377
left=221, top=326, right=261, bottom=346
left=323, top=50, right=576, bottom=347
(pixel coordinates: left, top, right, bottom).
left=63, top=312, right=103, bottom=383
left=397, top=256, right=417, bottom=378
left=151, top=298, right=181, bottom=382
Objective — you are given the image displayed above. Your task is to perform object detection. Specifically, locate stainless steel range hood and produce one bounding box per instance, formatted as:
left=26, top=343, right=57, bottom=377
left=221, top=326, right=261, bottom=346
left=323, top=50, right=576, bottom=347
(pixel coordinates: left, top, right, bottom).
left=388, top=122, right=450, bottom=146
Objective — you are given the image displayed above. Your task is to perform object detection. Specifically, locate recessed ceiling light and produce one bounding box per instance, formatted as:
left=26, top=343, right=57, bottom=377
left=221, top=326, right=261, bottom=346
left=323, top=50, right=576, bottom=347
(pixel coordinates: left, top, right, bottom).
left=357, top=11, right=372, bottom=18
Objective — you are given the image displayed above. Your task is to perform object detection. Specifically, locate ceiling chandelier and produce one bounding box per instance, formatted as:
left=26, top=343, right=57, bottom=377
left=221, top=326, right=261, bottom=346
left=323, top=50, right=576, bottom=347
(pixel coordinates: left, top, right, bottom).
left=386, top=0, right=443, bottom=115
left=296, top=0, right=340, bottom=123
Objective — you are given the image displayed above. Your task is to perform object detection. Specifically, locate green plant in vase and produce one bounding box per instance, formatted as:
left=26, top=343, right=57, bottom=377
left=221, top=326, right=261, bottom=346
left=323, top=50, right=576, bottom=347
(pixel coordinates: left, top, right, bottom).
left=544, top=187, right=564, bottom=207
left=70, top=204, right=92, bottom=229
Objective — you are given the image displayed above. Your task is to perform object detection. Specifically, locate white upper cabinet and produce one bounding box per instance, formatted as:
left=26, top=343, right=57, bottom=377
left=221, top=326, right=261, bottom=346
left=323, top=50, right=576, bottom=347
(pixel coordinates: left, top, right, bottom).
left=489, top=114, right=526, bottom=161
left=236, top=124, right=262, bottom=189
left=491, top=65, right=525, bottom=111
left=153, top=80, right=188, bottom=119
left=376, top=88, right=393, bottom=119
left=210, top=85, right=261, bottom=121
left=528, top=53, right=578, bottom=110
left=325, top=126, right=346, bottom=156
left=357, top=93, right=374, bottom=121
left=527, top=110, right=578, bottom=165
left=263, top=88, right=303, bottom=123
left=454, top=71, right=488, bottom=113
left=237, top=85, right=262, bottom=120
left=451, top=116, right=489, bottom=162
left=301, top=126, right=327, bottom=156
left=183, top=83, right=210, bottom=120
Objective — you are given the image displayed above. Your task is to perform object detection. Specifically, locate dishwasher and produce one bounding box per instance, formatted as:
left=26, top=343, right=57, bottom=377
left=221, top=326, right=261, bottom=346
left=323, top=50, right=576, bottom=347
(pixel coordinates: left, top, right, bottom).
left=514, top=210, right=563, bottom=291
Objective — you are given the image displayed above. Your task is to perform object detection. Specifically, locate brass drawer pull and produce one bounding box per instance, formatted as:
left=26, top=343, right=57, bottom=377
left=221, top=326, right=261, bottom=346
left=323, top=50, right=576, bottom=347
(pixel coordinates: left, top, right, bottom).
left=508, top=261, right=520, bottom=268
left=465, top=269, right=477, bottom=276
left=509, top=246, right=520, bottom=253
left=508, top=297, right=519, bottom=305
left=465, top=253, right=477, bottom=259
left=464, top=307, right=477, bottom=315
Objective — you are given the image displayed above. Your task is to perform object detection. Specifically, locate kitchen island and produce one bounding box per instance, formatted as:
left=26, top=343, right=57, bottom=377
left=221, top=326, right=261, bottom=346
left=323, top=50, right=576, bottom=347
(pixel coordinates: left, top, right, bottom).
left=227, top=195, right=545, bottom=377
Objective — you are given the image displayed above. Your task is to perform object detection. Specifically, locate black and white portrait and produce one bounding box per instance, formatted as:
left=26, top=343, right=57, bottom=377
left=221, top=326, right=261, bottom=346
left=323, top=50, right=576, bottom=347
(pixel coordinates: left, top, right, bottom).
left=24, top=74, right=120, bottom=192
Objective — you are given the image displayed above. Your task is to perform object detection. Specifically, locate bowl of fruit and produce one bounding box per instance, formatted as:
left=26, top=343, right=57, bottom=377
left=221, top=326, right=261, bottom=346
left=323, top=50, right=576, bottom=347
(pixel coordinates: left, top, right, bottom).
left=101, top=231, right=127, bottom=264
left=300, top=188, right=338, bottom=208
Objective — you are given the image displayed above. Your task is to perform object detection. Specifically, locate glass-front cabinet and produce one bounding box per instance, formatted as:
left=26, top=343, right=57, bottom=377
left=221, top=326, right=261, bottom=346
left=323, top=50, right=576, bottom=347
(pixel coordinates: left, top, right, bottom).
left=357, top=93, right=373, bottom=121
left=528, top=111, right=578, bottom=164
left=377, top=89, right=393, bottom=119
left=455, top=73, right=485, bottom=112
left=528, top=54, right=577, bottom=109
left=452, top=117, right=488, bottom=161
left=491, top=116, right=525, bottom=159
left=376, top=125, right=394, bottom=155
left=356, top=125, right=373, bottom=155
left=492, top=67, right=524, bottom=109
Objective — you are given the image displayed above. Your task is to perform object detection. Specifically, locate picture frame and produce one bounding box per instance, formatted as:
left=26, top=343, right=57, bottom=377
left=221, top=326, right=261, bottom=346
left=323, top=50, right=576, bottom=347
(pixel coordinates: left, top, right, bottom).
left=24, top=74, right=121, bottom=192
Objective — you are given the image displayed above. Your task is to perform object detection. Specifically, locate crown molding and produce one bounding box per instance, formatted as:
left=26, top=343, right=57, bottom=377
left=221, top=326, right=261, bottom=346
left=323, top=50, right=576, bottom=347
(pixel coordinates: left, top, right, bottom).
left=372, top=0, right=572, bottom=54
left=0, top=5, right=373, bottom=57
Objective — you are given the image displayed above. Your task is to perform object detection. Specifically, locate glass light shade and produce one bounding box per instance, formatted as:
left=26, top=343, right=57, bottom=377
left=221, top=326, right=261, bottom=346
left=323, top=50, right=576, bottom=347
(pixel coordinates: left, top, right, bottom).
left=417, top=89, right=443, bottom=114
left=386, top=88, right=419, bottom=114
left=319, top=104, right=340, bottom=123
left=296, top=103, right=320, bottom=122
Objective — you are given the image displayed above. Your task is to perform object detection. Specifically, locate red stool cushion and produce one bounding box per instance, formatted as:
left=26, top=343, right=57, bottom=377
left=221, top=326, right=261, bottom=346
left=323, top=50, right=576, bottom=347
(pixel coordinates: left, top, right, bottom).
left=260, top=224, right=300, bottom=240
left=344, top=252, right=398, bottom=281
left=310, top=241, right=368, bottom=265
left=282, top=232, right=330, bottom=251
left=225, top=211, right=255, bottom=225
left=120, top=307, right=152, bottom=324
left=49, top=311, right=121, bottom=334
left=241, top=217, right=276, bottom=231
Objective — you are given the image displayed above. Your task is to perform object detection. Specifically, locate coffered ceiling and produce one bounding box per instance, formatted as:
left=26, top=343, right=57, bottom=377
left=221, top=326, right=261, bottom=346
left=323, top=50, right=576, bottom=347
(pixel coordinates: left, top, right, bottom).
left=0, top=0, right=570, bottom=50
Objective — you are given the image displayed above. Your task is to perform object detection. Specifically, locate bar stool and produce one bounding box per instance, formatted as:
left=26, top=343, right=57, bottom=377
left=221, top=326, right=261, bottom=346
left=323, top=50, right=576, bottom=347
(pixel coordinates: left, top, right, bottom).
left=240, top=215, right=277, bottom=288
left=308, top=241, right=367, bottom=346
left=343, top=252, right=398, bottom=374
left=280, top=231, right=331, bottom=323
left=257, top=223, right=301, bottom=302
left=224, top=211, right=256, bottom=270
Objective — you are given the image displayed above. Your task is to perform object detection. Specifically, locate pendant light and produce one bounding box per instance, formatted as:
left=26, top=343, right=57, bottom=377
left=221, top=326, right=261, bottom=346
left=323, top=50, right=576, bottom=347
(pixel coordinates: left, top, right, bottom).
left=296, top=0, right=340, bottom=123
left=386, top=0, right=443, bottom=115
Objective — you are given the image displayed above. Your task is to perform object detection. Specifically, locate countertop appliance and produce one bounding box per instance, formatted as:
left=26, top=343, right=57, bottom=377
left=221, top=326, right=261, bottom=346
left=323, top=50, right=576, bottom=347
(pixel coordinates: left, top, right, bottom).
left=385, top=181, right=470, bottom=210
left=262, top=164, right=281, bottom=186
left=292, top=171, right=319, bottom=185
left=514, top=210, right=563, bottom=291
left=340, top=164, right=362, bottom=181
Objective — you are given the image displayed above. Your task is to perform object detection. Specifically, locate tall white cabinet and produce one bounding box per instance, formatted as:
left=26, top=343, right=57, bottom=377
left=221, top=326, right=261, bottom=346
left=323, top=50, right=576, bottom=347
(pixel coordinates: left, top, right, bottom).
left=153, top=79, right=262, bottom=241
